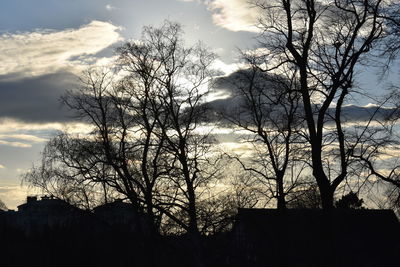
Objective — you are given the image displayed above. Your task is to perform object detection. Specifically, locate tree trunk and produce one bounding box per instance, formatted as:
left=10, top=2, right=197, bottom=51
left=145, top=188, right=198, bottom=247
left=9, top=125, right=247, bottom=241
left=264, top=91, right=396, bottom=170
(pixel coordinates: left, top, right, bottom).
left=185, top=179, right=203, bottom=266
left=276, top=173, right=286, bottom=210
left=311, top=137, right=334, bottom=210
left=277, top=195, right=286, bottom=210
left=187, top=184, right=199, bottom=234
left=317, top=181, right=334, bottom=210
left=145, top=192, right=158, bottom=235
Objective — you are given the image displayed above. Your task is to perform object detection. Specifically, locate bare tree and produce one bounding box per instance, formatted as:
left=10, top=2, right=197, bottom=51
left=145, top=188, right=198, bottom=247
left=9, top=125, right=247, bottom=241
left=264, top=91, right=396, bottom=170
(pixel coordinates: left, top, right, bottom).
left=385, top=183, right=400, bottom=215
left=0, top=198, right=7, bottom=211
left=116, top=21, right=219, bottom=237
left=24, top=34, right=171, bottom=232
left=23, top=136, right=120, bottom=210
left=24, top=22, right=219, bottom=248
left=347, top=97, right=400, bottom=205
left=380, top=2, right=400, bottom=62
left=228, top=166, right=262, bottom=209
left=117, top=24, right=220, bottom=267
left=220, top=63, right=309, bottom=209
left=117, top=22, right=219, bottom=266
left=252, top=0, right=390, bottom=209
left=192, top=164, right=261, bottom=235
left=287, top=183, right=322, bottom=209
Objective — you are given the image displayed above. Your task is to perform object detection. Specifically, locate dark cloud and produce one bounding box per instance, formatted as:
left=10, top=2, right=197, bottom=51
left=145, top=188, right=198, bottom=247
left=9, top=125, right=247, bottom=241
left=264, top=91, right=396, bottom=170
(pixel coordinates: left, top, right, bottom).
left=339, top=104, right=396, bottom=122
left=0, top=72, right=78, bottom=123
left=208, top=94, right=397, bottom=126
left=209, top=69, right=397, bottom=124
left=0, top=67, right=393, bottom=125
left=212, top=68, right=256, bottom=95
left=209, top=68, right=279, bottom=114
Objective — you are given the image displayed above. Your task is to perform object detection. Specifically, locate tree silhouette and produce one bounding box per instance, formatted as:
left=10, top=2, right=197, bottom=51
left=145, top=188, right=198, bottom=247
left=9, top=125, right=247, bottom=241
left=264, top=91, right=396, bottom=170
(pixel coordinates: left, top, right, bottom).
left=220, top=65, right=309, bottom=210
left=335, top=191, right=364, bottom=209
left=287, top=184, right=322, bottom=209
left=0, top=198, right=7, bottom=211
left=24, top=21, right=221, bottom=246
left=381, top=1, right=400, bottom=62
left=252, top=0, right=391, bottom=209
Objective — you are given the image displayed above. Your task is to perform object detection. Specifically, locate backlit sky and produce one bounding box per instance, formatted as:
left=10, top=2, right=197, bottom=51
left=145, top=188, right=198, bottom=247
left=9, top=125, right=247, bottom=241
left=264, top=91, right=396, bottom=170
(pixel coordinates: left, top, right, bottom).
left=0, top=0, right=399, bottom=209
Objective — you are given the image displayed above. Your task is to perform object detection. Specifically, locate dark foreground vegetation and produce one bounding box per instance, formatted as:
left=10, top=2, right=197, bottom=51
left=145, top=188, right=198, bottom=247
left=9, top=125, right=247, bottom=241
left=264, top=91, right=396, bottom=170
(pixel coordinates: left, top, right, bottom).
left=1, top=198, right=399, bottom=267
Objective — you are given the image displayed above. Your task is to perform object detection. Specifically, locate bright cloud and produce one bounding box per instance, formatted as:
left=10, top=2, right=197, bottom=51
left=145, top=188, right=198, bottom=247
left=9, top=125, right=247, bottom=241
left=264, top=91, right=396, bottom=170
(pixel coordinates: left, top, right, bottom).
left=0, top=185, right=33, bottom=210
left=0, top=119, right=66, bottom=133
left=206, top=0, right=260, bottom=32
left=105, top=4, right=117, bottom=10
left=0, top=140, right=31, bottom=148
left=212, top=58, right=241, bottom=75
left=0, top=134, right=47, bottom=143
left=0, top=119, right=93, bottom=148
left=0, top=21, right=122, bottom=79
left=0, top=134, right=47, bottom=148
left=219, top=141, right=255, bottom=157
left=0, top=119, right=91, bottom=134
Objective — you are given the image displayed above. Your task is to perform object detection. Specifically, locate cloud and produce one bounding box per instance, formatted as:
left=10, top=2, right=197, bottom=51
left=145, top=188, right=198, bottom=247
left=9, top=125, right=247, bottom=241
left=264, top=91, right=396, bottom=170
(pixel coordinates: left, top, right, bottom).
left=0, top=133, right=47, bottom=148
left=0, top=20, right=122, bottom=79
left=208, top=69, right=399, bottom=124
left=0, top=119, right=91, bottom=134
left=0, top=187, right=15, bottom=194
left=0, top=140, right=31, bottom=148
left=105, top=4, right=117, bottom=10
left=0, top=134, right=47, bottom=143
left=0, top=119, right=63, bottom=133
left=212, top=59, right=241, bottom=76
left=177, top=0, right=260, bottom=32
left=339, top=104, right=396, bottom=122
left=0, top=21, right=123, bottom=125
left=0, top=118, right=92, bottom=148
left=0, top=134, right=47, bottom=150
left=206, top=0, right=260, bottom=32
left=0, top=185, right=31, bottom=210
left=0, top=71, right=77, bottom=123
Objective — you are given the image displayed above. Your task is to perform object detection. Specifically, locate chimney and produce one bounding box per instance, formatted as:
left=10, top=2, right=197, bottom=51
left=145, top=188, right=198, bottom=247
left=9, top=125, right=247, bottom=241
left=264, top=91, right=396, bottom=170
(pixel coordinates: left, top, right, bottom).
left=27, top=196, right=37, bottom=203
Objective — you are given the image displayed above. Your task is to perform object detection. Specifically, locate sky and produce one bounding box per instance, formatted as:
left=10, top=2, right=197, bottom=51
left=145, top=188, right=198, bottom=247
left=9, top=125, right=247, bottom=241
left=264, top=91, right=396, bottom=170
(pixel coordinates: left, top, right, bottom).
left=0, top=0, right=399, bottom=209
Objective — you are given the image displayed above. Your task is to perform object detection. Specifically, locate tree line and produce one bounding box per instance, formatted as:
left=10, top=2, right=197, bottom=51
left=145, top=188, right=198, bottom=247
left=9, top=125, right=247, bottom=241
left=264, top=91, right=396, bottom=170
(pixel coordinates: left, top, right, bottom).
left=23, top=0, right=400, bottom=239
